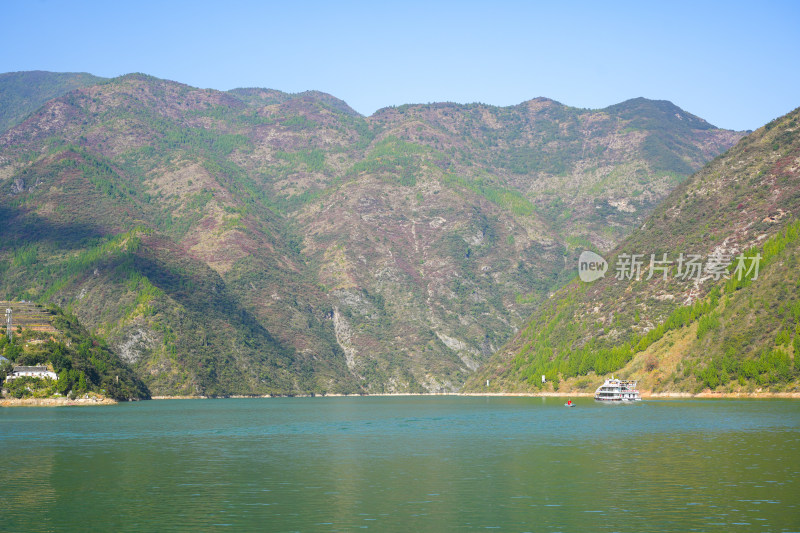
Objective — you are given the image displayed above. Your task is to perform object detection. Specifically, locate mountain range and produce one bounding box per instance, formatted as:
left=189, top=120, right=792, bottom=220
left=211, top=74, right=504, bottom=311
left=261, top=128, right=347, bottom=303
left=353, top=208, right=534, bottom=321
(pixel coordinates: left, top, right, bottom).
left=0, top=71, right=757, bottom=395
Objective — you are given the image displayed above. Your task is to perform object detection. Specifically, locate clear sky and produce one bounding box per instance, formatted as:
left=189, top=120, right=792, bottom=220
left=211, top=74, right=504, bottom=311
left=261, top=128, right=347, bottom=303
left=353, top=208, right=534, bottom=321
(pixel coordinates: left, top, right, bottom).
left=2, top=0, right=798, bottom=131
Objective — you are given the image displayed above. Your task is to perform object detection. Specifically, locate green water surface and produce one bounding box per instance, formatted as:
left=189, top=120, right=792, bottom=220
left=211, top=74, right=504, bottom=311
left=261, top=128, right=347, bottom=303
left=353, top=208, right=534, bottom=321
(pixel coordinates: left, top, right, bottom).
left=1, top=397, right=799, bottom=532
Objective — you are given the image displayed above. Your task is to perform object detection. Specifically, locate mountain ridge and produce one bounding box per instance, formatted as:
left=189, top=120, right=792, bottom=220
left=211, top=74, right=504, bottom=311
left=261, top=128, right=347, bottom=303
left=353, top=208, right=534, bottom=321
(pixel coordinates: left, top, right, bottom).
left=0, top=71, right=747, bottom=395
left=0, top=71, right=109, bottom=134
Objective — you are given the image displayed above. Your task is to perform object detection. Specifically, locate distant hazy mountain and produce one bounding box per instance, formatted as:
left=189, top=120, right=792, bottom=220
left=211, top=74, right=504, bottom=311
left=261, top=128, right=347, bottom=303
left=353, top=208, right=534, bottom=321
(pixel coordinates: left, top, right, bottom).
left=0, top=72, right=744, bottom=395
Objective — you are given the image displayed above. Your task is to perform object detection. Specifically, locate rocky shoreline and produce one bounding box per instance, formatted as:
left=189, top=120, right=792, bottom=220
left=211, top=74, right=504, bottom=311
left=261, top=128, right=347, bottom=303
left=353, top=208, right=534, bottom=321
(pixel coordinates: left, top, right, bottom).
left=1, top=396, right=117, bottom=407
left=5, top=390, right=798, bottom=406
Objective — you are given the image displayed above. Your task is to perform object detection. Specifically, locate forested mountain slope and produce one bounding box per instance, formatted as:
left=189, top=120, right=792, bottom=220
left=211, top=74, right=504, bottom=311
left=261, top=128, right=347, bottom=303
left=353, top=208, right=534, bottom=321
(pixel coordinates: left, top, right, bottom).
left=0, top=72, right=744, bottom=394
left=467, top=107, right=800, bottom=394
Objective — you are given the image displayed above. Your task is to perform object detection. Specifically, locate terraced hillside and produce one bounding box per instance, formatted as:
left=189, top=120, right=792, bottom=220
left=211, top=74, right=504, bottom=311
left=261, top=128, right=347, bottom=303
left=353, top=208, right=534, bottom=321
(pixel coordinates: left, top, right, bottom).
left=0, top=301, right=57, bottom=333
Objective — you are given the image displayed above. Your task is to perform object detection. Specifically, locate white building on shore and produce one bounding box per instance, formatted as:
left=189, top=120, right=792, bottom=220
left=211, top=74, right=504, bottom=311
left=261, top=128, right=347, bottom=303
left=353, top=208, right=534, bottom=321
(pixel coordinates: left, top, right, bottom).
left=5, top=366, right=58, bottom=381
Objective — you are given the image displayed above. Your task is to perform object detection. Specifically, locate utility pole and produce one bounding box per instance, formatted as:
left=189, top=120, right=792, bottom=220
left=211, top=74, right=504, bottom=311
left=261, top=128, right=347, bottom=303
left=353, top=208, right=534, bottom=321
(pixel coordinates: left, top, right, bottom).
left=6, top=308, right=12, bottom=341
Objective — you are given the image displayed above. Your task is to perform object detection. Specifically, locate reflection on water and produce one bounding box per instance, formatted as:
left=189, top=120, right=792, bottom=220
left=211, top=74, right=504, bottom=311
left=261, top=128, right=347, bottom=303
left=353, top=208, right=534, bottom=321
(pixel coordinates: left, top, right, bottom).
left=1, top=397, right=799, bottom=531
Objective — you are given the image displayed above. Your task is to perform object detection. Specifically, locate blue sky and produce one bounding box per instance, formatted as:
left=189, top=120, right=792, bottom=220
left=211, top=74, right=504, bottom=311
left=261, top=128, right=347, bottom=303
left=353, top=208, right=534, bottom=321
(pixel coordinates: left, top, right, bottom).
left=2, top=0, right=798, bottom=131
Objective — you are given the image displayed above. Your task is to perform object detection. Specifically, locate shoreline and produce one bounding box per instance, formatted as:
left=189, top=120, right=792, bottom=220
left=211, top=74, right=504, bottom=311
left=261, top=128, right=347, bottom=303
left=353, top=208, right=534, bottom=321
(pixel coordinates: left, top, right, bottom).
left=151, top=390, right=800, bottom=400
left=6, top=391, right=798, bottom=406
left=1, top=396, right=117, bottom=407
left=642, top=390, right=800, bottom=399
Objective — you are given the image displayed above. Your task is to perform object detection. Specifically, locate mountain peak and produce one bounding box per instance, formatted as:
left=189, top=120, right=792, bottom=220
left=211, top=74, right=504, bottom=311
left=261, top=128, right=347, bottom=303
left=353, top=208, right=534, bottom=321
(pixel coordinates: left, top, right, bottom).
left=227, top=87, right=292, bottom=107
left=291, top=90, right=361, bottom=116
left=0, top=71, right=107, bottom=133
left=521, top=96, right=562, bottom=106
left=604, top=97, right=717, bottom=130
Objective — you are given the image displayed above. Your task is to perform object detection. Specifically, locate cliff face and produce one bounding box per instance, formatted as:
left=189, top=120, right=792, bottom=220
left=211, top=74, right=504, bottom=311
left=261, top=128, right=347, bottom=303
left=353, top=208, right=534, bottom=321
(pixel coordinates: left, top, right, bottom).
left=0, top=73, right=745, bottom=394
left=467, top=107, right=800, bottom=394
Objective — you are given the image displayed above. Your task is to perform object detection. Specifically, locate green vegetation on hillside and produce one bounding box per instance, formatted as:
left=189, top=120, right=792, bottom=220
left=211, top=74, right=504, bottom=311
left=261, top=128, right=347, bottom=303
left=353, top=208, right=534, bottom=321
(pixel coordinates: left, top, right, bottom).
left=506, top=222, right=799, bottom=389
left=468, top=106, right=800, bottom=393
left=442, top=173, right=535, bottom=217
left=347, top=136, right=433, bottom=186
left=1, top=305, right=149, bottom=400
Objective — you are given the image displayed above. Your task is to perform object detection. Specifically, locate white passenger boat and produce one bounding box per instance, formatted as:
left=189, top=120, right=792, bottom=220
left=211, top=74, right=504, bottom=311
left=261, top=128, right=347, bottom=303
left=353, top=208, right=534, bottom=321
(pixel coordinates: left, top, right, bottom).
left=594, top=377, right=641, bottom=402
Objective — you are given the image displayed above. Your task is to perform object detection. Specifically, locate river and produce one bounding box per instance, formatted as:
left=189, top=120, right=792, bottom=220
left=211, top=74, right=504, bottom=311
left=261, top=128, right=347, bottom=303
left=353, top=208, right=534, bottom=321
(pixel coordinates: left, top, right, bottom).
left=1, top=396, right=798, bottom=531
